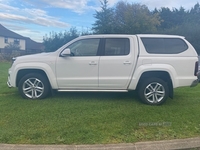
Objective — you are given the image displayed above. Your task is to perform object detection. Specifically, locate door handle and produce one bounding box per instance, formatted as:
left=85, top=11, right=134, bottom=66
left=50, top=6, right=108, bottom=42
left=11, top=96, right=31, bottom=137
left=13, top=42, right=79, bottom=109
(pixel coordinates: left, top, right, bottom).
left=89, top=61, right=97, bottom=65
left=123, top=61, right=131, bottom=65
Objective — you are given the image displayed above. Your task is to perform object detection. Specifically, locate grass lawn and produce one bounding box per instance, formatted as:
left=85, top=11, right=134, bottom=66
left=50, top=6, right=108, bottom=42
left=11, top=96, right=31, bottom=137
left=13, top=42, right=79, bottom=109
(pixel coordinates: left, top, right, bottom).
left=0, top=62, right=200, bottom=144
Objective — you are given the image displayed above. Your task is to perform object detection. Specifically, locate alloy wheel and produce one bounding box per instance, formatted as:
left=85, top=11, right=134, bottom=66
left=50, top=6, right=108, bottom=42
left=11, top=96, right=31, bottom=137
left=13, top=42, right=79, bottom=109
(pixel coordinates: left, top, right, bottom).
left=22, top=78, right=45, bottom=99
left=144, top=82, right=165, bottom=104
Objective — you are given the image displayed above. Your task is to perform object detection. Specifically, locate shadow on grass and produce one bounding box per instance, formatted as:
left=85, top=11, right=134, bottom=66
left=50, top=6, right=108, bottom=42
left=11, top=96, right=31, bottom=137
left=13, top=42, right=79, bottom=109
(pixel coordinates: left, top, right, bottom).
left=51, top=90, right=141, bottom=103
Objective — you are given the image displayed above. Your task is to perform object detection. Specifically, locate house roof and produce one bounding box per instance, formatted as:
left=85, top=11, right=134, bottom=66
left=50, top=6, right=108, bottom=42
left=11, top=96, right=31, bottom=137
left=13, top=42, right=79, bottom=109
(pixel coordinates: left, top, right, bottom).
left=0, top=24, right=26, bottom=39
left=0, top=24, right=43, bottom=51
left=25, top=38, right=44, bottom=51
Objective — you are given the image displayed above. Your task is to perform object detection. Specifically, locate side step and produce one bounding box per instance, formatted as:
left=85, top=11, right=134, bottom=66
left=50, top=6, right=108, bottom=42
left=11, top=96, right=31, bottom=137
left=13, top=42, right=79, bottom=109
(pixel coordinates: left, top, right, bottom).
left=58, top=89, right=128, bottom=92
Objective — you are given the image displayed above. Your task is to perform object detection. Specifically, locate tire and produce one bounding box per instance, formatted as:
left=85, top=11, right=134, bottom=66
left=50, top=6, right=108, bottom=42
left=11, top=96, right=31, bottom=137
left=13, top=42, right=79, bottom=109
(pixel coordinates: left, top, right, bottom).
left=138, top=77, right=169, bottom=105
left=18, top=73, right=50, bottom=99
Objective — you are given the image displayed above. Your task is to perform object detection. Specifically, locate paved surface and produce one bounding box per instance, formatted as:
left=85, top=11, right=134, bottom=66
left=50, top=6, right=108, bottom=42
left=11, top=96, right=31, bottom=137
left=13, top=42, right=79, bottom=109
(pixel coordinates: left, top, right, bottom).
left=0, top=137, right=200, bottom=150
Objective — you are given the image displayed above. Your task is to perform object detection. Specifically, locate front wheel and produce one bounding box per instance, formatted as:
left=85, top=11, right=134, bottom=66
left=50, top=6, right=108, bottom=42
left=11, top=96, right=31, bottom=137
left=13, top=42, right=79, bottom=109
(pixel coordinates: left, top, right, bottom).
left=138, top=78, right=169, bottom=105
left=18, top=73, right=50, bottom=99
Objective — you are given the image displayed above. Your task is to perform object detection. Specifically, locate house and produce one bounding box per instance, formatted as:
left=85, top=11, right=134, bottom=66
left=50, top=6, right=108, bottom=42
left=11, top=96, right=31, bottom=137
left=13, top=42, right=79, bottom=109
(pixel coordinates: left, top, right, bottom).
left=0, top=24, right=43, bottom=53
left=25, top=37, right=44, bottom=53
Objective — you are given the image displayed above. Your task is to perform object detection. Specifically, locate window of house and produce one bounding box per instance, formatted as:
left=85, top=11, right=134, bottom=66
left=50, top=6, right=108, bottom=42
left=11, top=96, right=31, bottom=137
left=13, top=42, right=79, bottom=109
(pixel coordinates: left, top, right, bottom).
left=14, top=39, right=20, bottom=45
left=4, top=37, right=8, bottom=43
left=104, top=38, right=130, bottom=56
left=141, top=38, right=188, bottom=54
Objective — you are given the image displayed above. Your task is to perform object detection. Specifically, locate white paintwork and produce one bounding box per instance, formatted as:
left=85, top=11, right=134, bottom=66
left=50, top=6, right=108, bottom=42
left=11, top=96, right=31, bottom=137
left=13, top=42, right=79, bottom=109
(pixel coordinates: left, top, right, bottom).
left=8, top=52, right=58, bottom=88
left=56, top=56, right=100, bottom=88
left=98, top=36, right=137, bottom=89
left=7, top=34, right=199, bottom=94
left=98, top=55, right=133, bottom=89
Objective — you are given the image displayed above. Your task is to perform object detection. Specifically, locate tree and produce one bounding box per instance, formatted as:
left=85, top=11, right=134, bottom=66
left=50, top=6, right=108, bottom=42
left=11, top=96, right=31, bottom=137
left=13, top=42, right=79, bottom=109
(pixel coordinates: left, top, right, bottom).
left=190, top=3, right=200, bottom=14
left=92, top=0, right=114, bottom=34
left=156, top=7, right=188, bottom=30
left=188, top=3, right=200, bottom=24
left=112, top=1, right=161, bottom=34
left=43, top=27, right=79, bottom=52
left=4, top=42, right=21, bottom=50
left=1, top=42, right=21, bottom=61
left=154, top=7, right=173, bottom=29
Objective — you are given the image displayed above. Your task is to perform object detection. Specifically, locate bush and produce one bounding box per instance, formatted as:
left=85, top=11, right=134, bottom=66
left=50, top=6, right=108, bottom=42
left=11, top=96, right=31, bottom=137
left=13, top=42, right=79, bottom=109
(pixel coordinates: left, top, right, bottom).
left=0, top=49, right=23, bottom=62
left=0, top=53, right=5, bottom=62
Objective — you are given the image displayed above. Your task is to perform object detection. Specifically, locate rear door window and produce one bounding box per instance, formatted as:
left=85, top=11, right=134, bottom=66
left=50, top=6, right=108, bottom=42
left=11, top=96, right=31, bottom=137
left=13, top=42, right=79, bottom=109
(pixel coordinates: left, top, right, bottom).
left=104, top=38, right=130, bottom=56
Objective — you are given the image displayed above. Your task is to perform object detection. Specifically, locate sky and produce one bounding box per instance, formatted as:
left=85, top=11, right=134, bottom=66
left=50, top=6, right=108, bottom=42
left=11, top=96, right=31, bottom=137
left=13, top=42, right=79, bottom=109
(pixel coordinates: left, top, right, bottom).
left=0, top=0, right=199, bottom=43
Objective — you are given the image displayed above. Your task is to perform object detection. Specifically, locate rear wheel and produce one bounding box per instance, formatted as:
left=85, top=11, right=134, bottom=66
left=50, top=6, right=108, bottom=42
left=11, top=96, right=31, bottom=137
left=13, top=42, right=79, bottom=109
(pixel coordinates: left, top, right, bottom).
left=18, top=73, right=50, bottom=99
left=138, top=78, right=169, bottom=105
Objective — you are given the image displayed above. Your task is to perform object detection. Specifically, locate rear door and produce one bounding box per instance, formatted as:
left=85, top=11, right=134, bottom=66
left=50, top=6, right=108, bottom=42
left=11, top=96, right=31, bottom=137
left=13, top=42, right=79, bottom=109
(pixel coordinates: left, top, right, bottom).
left=99, top=38, right=135, bottom=89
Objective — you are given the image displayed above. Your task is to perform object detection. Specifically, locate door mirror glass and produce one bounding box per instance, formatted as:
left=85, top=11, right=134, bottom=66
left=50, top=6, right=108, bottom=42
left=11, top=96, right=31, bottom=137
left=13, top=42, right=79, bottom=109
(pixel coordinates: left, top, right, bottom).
left=60, top=48, right=71, bottom=57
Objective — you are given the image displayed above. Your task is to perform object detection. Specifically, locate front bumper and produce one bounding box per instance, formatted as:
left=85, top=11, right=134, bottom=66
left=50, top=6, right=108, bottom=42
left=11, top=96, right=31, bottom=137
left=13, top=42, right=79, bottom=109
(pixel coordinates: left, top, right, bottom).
left=7, top=81, right=12, bottom=88
left=190, top=71, right=200, bottom=87
left=7, top=75, right=12, bottom=88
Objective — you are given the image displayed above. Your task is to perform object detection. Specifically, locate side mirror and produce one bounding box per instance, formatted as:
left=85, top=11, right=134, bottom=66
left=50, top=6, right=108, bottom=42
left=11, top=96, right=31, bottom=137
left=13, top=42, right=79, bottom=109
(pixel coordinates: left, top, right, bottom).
left=60, top=48, right=71, bottom=57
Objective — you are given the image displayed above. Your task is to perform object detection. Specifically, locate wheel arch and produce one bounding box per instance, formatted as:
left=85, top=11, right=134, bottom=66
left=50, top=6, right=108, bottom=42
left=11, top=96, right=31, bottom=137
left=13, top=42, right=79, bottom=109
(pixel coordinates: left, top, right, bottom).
left=16, top=69, right=50, bottom=88
left=136, top=71, right=173, bottom=98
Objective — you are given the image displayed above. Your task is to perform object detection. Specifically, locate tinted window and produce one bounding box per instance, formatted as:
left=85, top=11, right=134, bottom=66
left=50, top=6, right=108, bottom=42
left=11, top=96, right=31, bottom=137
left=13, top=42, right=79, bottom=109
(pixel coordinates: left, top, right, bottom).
left=104, top=38, right=130, bottom=56
left=141, top=38, right=188, bottom=54
left=67, top=39, right=100, bottom=56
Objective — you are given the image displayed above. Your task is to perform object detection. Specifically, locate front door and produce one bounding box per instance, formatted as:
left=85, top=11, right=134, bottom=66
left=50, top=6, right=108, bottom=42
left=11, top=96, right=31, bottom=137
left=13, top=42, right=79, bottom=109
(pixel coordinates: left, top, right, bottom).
left=56, top=38, right=100, bottom=89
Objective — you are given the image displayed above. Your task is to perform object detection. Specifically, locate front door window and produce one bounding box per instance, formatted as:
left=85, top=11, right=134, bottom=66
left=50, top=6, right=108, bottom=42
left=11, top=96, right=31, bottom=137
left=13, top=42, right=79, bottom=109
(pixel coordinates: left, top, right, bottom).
left=68, top=39, right=100, bottom=56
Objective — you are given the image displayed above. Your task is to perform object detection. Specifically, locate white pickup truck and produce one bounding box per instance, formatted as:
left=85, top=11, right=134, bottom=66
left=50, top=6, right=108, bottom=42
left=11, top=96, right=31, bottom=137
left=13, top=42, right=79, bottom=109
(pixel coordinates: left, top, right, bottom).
left=7, top=34, right=200, bottom=105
